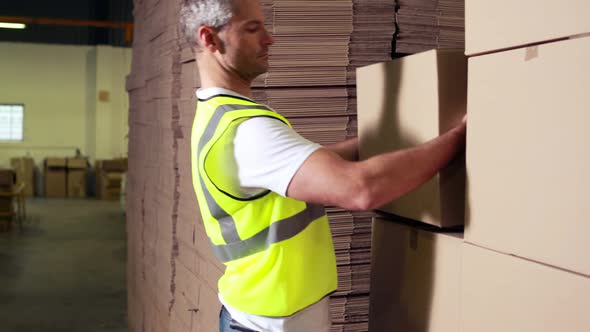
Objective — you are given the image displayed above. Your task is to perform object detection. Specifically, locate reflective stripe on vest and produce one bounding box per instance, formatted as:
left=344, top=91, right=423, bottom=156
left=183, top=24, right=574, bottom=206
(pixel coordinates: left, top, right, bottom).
left=198, top=103, right=324, bottom=262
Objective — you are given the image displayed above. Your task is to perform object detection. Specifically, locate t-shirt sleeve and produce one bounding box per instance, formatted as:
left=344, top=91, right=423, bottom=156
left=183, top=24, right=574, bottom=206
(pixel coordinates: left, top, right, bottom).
left=233, top=116, right=322, bottom=197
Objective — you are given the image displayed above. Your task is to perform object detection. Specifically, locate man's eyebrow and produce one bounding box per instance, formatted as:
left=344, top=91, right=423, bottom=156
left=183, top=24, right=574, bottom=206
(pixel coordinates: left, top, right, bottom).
left=244, top=19, right=263, bottom=26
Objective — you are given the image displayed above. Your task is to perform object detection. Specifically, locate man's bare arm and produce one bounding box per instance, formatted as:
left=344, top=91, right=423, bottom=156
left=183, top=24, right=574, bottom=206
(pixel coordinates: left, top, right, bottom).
left=324, top=138, right=359, bottom=161
left=287, top=123, right=466, bottom=211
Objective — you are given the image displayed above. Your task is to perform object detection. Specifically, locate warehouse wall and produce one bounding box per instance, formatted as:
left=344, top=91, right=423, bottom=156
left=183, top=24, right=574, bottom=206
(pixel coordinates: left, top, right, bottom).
left=0, top=42, right=132, bottom=167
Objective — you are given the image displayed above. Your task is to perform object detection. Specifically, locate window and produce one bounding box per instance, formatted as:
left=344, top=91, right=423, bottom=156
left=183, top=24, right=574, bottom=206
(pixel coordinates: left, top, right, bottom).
left=0, top=104, right=24, bottom=141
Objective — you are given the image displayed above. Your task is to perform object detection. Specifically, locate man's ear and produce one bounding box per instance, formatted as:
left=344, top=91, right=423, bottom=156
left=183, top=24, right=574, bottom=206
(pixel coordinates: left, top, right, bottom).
left=198, top=26, right=224, bottom=53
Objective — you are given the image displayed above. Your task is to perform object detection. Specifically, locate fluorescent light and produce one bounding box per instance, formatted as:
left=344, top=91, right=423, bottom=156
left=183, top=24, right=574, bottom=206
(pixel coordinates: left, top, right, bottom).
left=0, top=22, right=26, bottom=29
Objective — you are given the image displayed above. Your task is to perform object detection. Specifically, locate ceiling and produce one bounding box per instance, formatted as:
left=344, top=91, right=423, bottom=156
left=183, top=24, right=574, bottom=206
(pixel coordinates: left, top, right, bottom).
left=0, top=0, right=134, bottom=47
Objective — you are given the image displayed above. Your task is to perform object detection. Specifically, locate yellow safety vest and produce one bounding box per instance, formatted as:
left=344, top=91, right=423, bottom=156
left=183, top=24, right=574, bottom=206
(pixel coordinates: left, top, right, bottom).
left=190, top=93, right=337, bottom=317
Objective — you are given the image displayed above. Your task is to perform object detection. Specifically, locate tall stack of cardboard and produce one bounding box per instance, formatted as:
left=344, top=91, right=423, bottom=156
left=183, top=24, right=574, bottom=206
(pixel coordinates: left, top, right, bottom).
left=347, top=0, right=396, bottom=84
left=10, top=157, right=35, bottom=197
left=462, top=1, right=590, bottom=330
left=127, top=0, right=219, bottom=330
left=96, top=159, right=127, bottom=201
left=258, top=4, right=396, bottom=329
left=328, top=208, right=375, bottom=331
left=394, top=0, right=465, bottom=54
left=0, top=169, right=16, bottom=218
left=66, top=158, right=88, bottom=198
left=357, top=49, right=467, bottom=332
left=44, top=158, right=67, bottom=198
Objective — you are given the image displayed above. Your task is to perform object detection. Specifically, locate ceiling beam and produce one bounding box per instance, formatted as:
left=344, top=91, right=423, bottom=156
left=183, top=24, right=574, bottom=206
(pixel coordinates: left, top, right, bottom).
left=0, top=16, right=134, bottom=43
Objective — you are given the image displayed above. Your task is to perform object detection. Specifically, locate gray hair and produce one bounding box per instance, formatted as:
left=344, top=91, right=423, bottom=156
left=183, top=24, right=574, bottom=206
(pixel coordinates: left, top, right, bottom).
left=179, top=0, right=235, bottom=48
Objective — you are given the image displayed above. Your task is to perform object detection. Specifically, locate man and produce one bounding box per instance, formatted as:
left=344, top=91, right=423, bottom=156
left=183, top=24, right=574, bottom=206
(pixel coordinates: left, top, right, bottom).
left=180, top=0, right=466, bottom=331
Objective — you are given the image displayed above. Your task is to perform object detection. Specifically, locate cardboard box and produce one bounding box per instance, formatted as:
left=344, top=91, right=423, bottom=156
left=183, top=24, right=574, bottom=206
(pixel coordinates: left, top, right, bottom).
left=66, top=158, right=88, bottom=198
left=465, top=0, right=590, bottom=55
left=95, top=159, right=127, bottom=200
left=102, top=158, right=128, bottom=172
left=465, top=36, right=590, bottom=276
left=462, top=243, right=590, bottom=332
left=100, top=172, right=124, bottom=201
left=45, top=158, right=67, bottom=198
left=369, top=217, right=462, bottom=332
left=358, top=50, right=467, bottom=228
left=10, top=157, right=34, bottom=197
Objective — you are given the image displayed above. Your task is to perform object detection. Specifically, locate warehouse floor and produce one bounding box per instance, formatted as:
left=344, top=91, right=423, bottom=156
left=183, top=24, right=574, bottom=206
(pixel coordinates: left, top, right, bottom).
left=0, top=199, right=127, bottom=332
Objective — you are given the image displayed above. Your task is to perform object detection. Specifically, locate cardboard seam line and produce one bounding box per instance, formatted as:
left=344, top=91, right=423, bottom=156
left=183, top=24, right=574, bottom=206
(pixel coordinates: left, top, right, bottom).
left=141, top=183, right=147, bottom=282
left=569, top=32, right=590, bottom=40
left=466, top=36, right=570, bottom=58
left=168, top=31, right=184, bottom=316
left=464, top=241, right=590, bottom=279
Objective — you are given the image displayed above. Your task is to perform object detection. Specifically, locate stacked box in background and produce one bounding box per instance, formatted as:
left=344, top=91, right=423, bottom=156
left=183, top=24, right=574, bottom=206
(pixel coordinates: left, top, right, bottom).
left=95, top=158, right=127, bottom=201
left=66, top=158, right=88, bottom=198
left=358, top=50, right=467, bottom=332
left=463, top=1, right=590, bottom=330
left=10, top=157, right=35, bottom=197
left=44, top=158, right=67, bottom=198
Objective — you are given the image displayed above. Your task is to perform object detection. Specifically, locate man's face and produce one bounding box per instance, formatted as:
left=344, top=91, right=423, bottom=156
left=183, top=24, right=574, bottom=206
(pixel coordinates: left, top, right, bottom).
left=217, top=0, right=274, bottom=81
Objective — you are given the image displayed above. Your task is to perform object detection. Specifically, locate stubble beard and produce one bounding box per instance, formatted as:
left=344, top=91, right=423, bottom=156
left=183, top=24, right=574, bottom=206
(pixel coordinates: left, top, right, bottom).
left=240, top=57, right=269, bottom=82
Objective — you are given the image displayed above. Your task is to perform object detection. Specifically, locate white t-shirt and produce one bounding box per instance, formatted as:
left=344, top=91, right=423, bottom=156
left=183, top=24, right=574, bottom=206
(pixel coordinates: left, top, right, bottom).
left=196, top=87, right=330, bottom=332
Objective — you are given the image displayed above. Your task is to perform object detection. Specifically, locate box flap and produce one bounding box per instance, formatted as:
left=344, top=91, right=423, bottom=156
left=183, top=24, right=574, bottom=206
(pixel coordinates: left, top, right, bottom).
left=45, top=158, right=67, bottom=168
left=67, top=158, right=88, bottom=169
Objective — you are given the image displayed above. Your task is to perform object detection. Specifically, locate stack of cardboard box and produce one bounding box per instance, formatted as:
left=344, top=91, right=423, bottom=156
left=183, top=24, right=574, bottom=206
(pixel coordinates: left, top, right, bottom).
left=394, top=0, right=465, bottom=54
left=95, top=158, right=127, bottom=201
left=462, top=1, right=590, bottom=330
left=66, top=158, right=88, bottom=198
left=358, top=49, right=467, bottom=332
left=44, top=158, right=67, bottom=198
left=10, top=157, right=35, bottom=197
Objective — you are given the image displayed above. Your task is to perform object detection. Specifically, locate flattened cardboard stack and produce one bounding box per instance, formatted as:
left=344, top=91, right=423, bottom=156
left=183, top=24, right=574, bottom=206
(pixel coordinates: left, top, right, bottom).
left=394, top=0, right=464, bottom=54
left=326, top=207, right=374, bottom=295
left=255, top=0, right=353, bottom=88
left=328, top=207, right=375, bottom=332
left=348, top=0, right=396, bottom=84
left=127, top=0, right=396, bottom=331
left=463, top=2, right=590, bottom=330
left=127, top=0, right=223, bottom=330
left=253, top=0, right=357, bottom=149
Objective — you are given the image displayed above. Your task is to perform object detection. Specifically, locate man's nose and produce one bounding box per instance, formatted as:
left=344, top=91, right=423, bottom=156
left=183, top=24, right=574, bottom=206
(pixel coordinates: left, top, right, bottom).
left=263, top=28, right=274, bottom=46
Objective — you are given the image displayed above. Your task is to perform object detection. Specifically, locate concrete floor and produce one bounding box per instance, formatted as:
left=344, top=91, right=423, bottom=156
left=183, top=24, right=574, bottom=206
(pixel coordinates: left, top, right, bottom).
left=0, top=199, right=127, bottom=332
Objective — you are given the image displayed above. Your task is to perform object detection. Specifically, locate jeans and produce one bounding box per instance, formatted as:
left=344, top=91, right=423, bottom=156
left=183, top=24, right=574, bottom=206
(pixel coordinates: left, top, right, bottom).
left=219, top=306, right=259, bottom=332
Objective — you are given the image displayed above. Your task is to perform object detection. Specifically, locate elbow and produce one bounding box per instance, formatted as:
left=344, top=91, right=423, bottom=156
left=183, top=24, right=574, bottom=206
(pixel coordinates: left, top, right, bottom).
left=347, top=174, right=378, bottom=211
